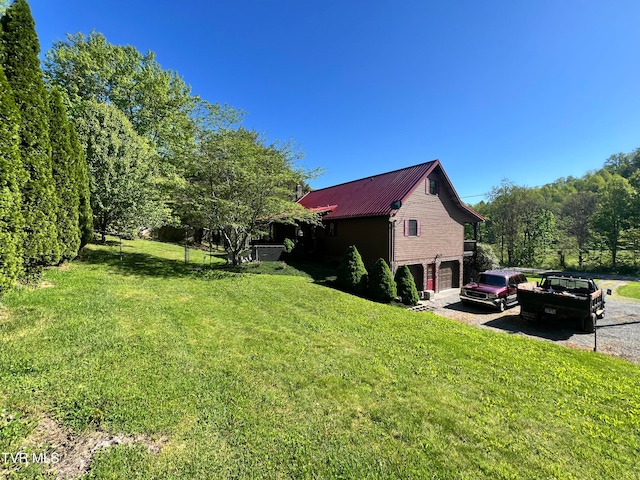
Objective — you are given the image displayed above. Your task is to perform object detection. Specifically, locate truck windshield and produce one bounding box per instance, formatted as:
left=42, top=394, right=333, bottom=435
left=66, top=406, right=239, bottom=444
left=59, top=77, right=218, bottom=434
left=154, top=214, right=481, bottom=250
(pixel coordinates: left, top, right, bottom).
left=478, top=274, right=506, bottom=287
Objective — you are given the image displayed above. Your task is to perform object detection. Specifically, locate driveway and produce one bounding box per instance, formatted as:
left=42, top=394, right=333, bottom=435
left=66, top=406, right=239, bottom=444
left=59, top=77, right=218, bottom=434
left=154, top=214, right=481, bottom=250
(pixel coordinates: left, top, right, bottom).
left=421, top=286, right=640, bottom=364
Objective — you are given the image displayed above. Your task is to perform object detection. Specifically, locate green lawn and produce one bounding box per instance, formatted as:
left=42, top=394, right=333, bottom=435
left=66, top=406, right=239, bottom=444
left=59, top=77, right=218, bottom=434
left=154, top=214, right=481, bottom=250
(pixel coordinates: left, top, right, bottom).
left=618, top=282, right=640, bottom=300
left=1, top=239, right=640, bottom=479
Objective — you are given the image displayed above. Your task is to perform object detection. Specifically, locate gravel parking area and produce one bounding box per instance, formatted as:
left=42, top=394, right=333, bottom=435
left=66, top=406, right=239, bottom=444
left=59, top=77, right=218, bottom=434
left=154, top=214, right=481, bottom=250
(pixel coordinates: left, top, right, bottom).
left=422, top=285, right=640, bottom=364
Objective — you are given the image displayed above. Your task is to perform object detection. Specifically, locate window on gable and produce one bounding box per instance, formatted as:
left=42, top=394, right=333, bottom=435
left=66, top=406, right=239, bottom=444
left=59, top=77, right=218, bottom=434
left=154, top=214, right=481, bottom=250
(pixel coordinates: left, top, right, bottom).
left=429, top=178, right=438, bottom=195
left=404, top=219, right=421, bottom=237
left=325, top=222, right=337, bottom=237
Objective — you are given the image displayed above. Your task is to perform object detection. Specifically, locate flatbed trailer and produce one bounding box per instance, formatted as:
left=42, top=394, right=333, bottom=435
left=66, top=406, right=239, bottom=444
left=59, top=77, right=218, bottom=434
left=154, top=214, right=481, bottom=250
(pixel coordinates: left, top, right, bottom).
left=517, top=274, right=606, bottom=333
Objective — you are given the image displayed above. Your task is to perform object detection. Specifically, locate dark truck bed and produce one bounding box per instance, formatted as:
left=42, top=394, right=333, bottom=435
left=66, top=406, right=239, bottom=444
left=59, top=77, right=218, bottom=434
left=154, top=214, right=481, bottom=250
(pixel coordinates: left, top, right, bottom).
left=517, top=275, right=606, bottom=333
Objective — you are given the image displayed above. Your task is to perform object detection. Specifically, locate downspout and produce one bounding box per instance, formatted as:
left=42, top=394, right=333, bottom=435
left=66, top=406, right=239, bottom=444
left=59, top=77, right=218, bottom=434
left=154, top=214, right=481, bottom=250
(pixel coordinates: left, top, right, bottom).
left=389, top=219, right=396, bottom=270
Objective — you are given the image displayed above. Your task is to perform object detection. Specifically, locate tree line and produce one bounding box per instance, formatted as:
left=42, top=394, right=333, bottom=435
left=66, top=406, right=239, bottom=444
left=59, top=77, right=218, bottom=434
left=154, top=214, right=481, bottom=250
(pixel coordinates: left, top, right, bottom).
left=470, top=148, right=640, bottom=273
left=0, top=0, right=91, bottom=292
left=1, top=0, right=319, bottom=294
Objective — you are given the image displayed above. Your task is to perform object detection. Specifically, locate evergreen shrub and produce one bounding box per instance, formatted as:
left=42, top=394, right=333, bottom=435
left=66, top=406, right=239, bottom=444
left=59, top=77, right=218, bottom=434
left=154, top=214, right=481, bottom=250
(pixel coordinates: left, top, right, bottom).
left=336, top=245, right=368, bottom=294
left=368, top=258, right=396, bottom=303
left=395, top=265, right=420, bottom=306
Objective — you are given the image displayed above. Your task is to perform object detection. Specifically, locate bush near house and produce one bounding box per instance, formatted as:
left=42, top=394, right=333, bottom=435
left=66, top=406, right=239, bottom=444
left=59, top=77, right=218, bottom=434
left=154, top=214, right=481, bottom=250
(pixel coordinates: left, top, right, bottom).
left=395, top=265, right=420, bottom=306
left=368, top=258, right=397, bottom=303
left=283, top=238, right=295, bottom=253
left=336, top=245, right=368, bottom=294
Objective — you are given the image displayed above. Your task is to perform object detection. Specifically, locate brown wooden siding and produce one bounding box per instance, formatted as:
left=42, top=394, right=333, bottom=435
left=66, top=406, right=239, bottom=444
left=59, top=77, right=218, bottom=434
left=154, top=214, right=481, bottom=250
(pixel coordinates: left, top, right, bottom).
left=392, top=172, right=465, bottom=291
left=317, top=216, right=389, bottom=267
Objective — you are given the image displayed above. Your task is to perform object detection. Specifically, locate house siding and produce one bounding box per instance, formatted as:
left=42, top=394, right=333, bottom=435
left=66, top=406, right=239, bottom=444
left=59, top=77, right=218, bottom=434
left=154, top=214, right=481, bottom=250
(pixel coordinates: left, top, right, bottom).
left=392, top=172, right=464, bottom=292
left=316, top=216, right=389, bottom=268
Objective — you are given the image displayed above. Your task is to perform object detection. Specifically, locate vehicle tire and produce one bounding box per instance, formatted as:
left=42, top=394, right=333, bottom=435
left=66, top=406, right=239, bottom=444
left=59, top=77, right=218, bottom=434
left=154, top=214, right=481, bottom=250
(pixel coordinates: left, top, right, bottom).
left=583, top=313, right=596, bottom=333
left=498, top=300, right=506, bottom=312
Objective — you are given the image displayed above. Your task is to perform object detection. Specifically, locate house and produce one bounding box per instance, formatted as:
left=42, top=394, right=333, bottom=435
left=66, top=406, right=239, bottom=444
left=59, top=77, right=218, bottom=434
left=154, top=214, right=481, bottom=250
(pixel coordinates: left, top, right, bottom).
left=294, top=160, right=484, bottom=295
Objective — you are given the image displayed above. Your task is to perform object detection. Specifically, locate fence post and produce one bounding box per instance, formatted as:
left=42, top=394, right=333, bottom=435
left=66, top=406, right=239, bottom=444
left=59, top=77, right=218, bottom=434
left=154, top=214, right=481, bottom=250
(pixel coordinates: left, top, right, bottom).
left=184, top=225, right=189, bottom=265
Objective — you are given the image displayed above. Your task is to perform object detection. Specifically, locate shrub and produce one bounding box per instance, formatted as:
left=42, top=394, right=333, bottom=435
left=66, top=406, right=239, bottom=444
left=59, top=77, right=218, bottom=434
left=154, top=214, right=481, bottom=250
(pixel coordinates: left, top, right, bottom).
left=283, top=238, right=295, bottom=253
left=336, top=245, right=368, bottom=294
left=395, top=265, right=420, bottom=306
left=368, top=258, right=396, bottom=303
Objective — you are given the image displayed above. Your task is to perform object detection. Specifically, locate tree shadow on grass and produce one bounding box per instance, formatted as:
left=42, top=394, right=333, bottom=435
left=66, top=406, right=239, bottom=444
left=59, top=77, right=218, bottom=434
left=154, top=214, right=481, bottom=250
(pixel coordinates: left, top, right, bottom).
left=76, top=247, right=338, bottom=282
left=77, top=247, right=199, bottom=278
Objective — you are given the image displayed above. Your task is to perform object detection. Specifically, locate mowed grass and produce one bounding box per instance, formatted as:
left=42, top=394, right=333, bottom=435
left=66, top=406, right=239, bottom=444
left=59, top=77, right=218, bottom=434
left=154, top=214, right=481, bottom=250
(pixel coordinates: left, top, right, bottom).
left=1, top=240, right=640, bottom=479
left=618, top=282, right=640, bottom=300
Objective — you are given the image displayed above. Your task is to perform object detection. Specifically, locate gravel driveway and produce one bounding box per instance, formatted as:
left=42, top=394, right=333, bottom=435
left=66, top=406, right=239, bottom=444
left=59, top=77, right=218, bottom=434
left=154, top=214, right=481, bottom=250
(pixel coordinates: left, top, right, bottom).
left=422, top=283, right=640, bottom=364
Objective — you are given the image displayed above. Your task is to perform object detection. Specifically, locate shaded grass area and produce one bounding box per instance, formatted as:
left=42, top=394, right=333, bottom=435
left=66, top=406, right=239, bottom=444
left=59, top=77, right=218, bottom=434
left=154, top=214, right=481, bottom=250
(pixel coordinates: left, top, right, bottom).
left=1, top=240, right=640, bottom=478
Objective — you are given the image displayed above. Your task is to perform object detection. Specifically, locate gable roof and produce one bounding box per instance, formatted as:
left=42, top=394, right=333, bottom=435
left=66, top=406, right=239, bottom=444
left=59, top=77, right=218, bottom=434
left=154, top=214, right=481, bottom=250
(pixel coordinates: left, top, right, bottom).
left=298, top=160, right=484, bottom=222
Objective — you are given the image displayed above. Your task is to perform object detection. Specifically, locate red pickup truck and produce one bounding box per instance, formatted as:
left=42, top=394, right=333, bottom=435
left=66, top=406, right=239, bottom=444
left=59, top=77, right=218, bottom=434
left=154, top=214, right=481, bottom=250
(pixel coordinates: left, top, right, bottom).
left=459, top=270, right=530, bottom=312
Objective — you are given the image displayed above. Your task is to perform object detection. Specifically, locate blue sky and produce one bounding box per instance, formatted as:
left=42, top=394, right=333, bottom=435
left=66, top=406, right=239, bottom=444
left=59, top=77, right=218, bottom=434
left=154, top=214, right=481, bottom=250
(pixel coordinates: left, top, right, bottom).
left=29, top=0, right=640, bottom=202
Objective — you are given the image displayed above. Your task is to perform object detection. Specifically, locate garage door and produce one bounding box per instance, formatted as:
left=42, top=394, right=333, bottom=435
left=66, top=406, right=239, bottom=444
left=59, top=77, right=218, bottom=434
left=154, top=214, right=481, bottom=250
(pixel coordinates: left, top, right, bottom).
left=438, top=261, right=459, bottom=291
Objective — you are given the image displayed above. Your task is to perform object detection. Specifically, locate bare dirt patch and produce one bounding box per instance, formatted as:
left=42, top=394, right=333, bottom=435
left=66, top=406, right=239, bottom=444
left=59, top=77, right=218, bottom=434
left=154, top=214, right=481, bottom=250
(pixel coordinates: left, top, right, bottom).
left=25, top=416, right=167, bottom=479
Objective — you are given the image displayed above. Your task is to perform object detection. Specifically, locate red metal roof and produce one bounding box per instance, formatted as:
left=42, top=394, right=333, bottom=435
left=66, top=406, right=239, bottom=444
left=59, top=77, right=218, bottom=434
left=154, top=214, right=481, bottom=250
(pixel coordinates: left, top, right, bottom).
left=298, top=160, right=484, bottom=222
left=298, top=161, right=435, bottom=220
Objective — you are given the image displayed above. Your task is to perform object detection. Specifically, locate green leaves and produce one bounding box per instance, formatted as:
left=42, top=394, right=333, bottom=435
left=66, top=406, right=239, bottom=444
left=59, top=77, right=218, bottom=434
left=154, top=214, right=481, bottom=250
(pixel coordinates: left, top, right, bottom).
left=336, top=245, right=368, bottom=294
left=368, top=258, right=396, bottom=303
left=592, top=174, right=634, bottom=268
left=0, top=64, right=23, bottom=293
left=74, top=100, right=169, bottom=237
left=49, top=87, right=81, bottom=261
left=1, top=0, right=60, bottom=272
left=394, top=265, right=419, bottom=306
left=43, top=31, right=242, bottom=172
left=178, top=128, right=319, bottom=265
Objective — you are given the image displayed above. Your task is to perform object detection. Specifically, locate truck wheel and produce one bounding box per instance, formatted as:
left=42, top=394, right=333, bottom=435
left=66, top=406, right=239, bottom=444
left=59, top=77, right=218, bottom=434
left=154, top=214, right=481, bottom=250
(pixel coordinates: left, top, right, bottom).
left=498, top=300, right=506, bottom=312
left=583, top=313, right=596, bottom=333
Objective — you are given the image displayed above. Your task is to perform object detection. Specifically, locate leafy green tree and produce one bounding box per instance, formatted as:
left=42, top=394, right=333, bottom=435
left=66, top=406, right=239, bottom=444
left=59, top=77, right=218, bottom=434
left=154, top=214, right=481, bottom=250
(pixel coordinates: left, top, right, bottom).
left=1, top=0, right=60, bottom=273
left=561, top=192, right=598, bottom=268
left=369, top=259, right=396, bottom=303
left=0, top=64, right=24, bottom=293
left=69, top=122, right=93, bottom=247
left=178, top=128, right=319, bottom=265
left=336, top=245, right=368, bottom=294
left=394, top=265, right=419, bottom=306
left=604, top=152, right=639, bottom=178
left=74, top=100, right=170, bottom=241
left=49, top=87, right=81, bottom=260
left=489, top=180, right=532, bottom=265
left=43, top=31, right=241, bottom=171
left=592, top=175, right=634, bottom=268
left=476, top=243, right=499, bottom=272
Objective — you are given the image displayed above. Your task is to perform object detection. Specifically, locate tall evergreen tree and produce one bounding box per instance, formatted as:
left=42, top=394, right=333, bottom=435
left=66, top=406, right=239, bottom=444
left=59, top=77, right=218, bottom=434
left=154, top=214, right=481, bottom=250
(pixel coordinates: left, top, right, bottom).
left=49, top=87, right=80, bottom=260
left=1, top=0, right=60, bottom=274
left=0, top=64, right=24, bottom=293
left=69, top=122, right=93, bottom=247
